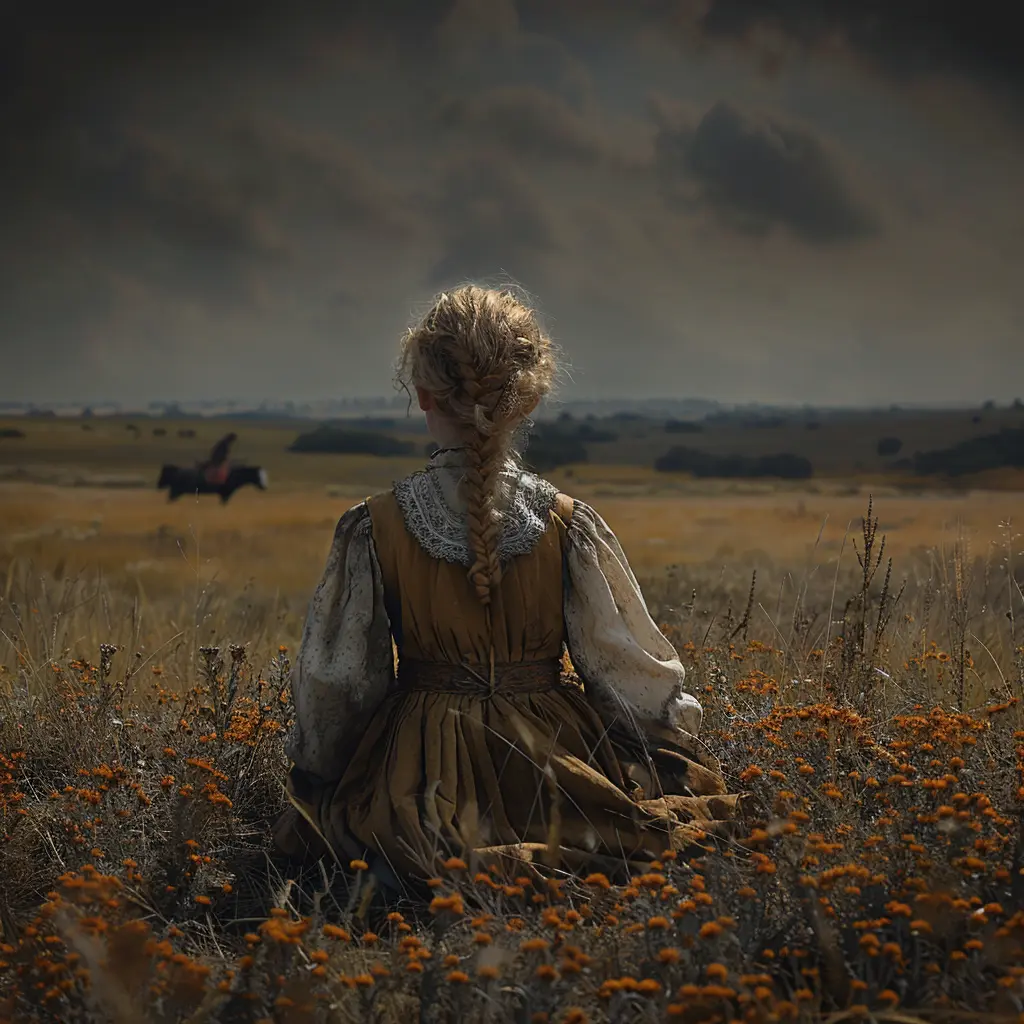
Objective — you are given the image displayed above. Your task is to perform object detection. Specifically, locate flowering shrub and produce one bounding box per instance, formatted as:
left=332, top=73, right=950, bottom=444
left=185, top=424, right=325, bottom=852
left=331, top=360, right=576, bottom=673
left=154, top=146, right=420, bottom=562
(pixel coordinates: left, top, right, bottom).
left=2, top=502, right=1023, bottom=1022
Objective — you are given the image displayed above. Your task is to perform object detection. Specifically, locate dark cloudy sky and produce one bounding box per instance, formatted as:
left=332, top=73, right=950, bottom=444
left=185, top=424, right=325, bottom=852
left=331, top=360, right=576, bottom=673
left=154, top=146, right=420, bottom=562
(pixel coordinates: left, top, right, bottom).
left=3, top=0, right=1023, bottom=406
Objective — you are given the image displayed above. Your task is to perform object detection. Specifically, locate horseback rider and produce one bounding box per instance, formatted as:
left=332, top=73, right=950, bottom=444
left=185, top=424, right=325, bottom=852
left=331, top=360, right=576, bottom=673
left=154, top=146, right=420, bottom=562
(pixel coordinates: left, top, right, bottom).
left=199, top=432, right=237, bottom=486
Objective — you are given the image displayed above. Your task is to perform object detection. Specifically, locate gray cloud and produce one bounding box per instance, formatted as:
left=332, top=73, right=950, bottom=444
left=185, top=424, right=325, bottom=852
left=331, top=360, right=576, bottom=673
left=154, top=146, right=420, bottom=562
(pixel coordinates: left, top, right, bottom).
left=436, top=0, right=593, bottom=106
left=427, top=157, right=560, bottom=285
left=7, top=114, right=417, bottom=314
left=2, top=0, right=1023, bottom=406
left=435, top=86, right=614, bottom=165
left=224, top=119, right=412, bottom=233
left=69, top=128, right=285, bottom=259
left=516, top=0, right=1024, bottom=102
left=653, top=100, right=877, bottom=244
left=696, top=1, right=1024, bottom=95
left=15, top=126, right=288, bottom=309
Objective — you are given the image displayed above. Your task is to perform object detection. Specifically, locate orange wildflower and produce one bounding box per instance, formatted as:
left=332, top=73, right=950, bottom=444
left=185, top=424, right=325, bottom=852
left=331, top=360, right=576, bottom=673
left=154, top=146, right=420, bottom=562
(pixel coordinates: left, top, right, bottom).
left=520, top=938, right=551, bottom=953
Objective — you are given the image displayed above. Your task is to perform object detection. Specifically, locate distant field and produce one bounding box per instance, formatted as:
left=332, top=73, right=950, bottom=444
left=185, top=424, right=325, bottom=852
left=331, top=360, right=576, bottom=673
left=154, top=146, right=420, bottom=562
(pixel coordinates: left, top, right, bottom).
left=2, top=408, right=1023, bottom=657
left=2, top=410, right=1023, bottom=577
left=2, top=404, right=1023, bottom=487
left=0, top=415, right=428, bottom=491
left=6, top=474, right=1022, bottom=578
left=2, top=410, right=1023, bottom=665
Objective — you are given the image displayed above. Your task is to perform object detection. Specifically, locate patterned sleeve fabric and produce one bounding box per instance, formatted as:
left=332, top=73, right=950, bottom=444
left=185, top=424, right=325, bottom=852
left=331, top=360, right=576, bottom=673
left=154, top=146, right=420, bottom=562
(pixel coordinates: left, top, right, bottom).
left=284, top=502, right=396, bottom=782
left=563, top=500, right=703, bottom=736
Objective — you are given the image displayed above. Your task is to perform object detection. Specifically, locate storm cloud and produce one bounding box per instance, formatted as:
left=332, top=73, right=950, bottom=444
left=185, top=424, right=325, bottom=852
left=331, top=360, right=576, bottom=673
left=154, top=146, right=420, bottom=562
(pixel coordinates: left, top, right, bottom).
left=427, top=156, right=560, bottom=285
left=2, top=0, right=1023, bottom=406
left=654, top=100, right=876, bottom=244
left=696, top=0, right=1024, bottom=95
left=435, top=87, right=617, bottom=166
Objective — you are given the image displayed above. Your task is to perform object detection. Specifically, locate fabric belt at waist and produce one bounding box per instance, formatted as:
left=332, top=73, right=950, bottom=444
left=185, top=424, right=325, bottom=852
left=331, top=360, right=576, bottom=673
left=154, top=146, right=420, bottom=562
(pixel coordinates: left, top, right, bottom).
left=397, top=657, right=562, bottom=696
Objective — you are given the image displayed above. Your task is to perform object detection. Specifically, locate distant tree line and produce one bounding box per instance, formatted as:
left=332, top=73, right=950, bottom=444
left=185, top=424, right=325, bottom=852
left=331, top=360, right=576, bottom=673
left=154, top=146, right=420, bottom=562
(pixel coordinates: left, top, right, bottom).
left=654, top=446, right=813, bottom=480
left=518, top=420, right=621, bottom=472
left=288, top=426, right=415, bottom=456
left=908, top=428, right=1024, bottom=477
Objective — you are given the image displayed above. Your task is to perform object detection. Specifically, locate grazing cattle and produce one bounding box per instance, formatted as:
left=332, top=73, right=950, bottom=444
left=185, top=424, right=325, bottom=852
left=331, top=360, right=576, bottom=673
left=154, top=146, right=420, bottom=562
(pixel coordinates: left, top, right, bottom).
left=156, top=463, right=268, bottom=503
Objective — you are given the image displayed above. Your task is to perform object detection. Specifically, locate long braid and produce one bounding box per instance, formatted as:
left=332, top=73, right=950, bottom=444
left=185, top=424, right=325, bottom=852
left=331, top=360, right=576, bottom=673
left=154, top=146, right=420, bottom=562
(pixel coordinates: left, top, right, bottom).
left=396, top=284, right=558, bottom=616
left=458, top=357, right=512, bottom=604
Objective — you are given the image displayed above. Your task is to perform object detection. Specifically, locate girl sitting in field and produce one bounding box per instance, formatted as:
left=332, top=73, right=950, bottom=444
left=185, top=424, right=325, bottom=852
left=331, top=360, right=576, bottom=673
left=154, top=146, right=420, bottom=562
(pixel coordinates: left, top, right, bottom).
left=275, top=286, right=741, bottom=885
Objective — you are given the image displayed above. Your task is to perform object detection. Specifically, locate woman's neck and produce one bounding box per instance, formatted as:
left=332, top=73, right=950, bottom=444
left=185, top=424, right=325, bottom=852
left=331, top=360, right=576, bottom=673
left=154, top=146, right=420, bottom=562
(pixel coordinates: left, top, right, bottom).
left=424, top=408, right=465, bottom=448
left=426, top=447, right=522, bottom=512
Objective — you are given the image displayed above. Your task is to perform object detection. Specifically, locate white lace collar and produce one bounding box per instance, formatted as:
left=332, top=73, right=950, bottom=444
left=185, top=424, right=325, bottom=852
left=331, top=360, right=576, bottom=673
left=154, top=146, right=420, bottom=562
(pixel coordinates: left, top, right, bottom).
left=392, top=451, right=559, bottom=567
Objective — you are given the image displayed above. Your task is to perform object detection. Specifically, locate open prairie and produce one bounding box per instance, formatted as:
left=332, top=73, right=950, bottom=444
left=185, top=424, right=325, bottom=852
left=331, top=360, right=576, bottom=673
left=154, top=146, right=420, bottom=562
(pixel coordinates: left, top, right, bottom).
left=3, top=473, right=1024, bottom=611
left=2, top=412, right=1023, bottom=646
left=2, top=413, right=1024, bottom=1023
left=4, top=402, right=1024, bottom=482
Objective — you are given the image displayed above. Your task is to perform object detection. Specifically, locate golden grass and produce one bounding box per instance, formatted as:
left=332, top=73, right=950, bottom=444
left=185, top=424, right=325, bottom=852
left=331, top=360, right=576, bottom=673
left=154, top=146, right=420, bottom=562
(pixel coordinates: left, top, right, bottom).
left=2, top=524, right=1023, bottom=1022
left=580, top=489, right=1024, bottom=574
left=3, top=425, right=1024, bottom=1021
left=3, top=478, right=1022, bottom=603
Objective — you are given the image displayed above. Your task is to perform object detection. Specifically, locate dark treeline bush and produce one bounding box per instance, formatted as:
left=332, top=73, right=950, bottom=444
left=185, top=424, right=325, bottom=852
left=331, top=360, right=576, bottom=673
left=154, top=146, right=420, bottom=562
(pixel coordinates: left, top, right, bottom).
left=542, top=420, right=617, bottom=443
left=655, top=446, right=813, bottom=479
left=575, top=422, right=617, bottom=442
left=289, top=426, right=415, bottom=456
left=912, top=427, right=1024, bottom=476
left=522, top=431, right=589, bottom=473
left=704, top=411, right=788, bottom=429
left=348, top=417, right=398, bottom=431
left=876, top=436, right=903, bottom=457
left=0, top=428, right=26, bottom=439
left=520, top=420, right=621, bottom=473
left=665, top=418, right=703, bottom=433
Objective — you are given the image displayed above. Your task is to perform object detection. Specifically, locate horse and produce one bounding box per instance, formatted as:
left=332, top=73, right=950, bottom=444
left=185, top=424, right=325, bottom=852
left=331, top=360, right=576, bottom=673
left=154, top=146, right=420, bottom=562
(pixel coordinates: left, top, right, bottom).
left=157, top=463, right=268, bottom=503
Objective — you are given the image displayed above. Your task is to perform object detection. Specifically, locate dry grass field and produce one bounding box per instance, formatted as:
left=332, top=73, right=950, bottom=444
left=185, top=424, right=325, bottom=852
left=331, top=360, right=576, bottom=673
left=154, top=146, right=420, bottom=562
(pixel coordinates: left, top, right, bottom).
left=2, top=414, right=1024, bottom=1022
left=2, top=412, right=1023, bottom=622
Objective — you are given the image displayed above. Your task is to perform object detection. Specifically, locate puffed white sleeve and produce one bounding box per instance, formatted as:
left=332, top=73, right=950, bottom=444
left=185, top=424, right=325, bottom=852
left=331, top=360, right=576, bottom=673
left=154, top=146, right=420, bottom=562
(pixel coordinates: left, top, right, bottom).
left=563, top=499, right=703, bottom=736
left=284, top=502, right=396, bottom=781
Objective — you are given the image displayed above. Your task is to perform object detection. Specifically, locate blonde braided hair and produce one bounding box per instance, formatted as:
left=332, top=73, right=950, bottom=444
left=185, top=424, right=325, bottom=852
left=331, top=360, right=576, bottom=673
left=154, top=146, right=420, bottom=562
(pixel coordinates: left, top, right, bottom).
left=397, top=285, right=557, bottom=605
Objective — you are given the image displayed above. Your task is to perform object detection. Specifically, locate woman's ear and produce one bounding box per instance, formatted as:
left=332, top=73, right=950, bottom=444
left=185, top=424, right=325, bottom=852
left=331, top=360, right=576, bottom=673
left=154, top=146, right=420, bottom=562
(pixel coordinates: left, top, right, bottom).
left=415, top=386, right=434, bottom=412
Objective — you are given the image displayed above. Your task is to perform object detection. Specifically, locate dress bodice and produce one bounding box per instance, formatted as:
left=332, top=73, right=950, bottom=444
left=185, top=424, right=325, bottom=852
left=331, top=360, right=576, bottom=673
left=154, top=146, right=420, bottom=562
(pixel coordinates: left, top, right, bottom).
left=366, top=487, right=574, bottom=665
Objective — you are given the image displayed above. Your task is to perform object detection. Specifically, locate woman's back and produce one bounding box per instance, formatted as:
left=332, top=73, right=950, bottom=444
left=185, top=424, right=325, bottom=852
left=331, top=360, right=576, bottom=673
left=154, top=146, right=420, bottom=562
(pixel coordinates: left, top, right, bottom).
left=277, top=285, right=742, bottom=882
left=367, top=460, right=573, bottom=666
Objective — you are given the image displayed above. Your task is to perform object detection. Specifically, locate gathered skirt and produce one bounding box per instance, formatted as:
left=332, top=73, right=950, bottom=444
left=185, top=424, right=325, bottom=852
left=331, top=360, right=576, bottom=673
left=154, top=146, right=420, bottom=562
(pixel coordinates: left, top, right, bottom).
left=282, top=671, right=742, bottom=883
